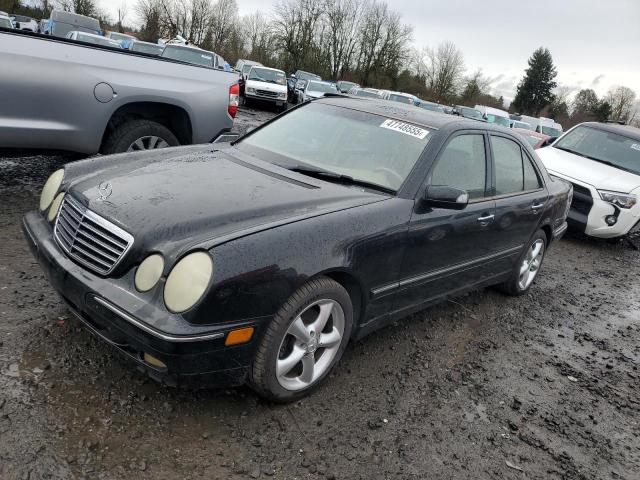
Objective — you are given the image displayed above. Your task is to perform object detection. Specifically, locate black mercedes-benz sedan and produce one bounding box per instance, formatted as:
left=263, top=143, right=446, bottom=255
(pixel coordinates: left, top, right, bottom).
left=23, top=97, right=572, bottom=401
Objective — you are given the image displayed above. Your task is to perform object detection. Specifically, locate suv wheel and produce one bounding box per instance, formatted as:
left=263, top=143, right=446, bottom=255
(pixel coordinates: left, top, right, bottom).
left=249, top=277, right=353, bottom=402
left=102, top=119, right=179, bottom=154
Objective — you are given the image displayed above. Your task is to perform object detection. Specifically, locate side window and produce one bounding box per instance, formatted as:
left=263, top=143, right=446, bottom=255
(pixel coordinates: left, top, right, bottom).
left=523, top=154, right=542, bottom=190
left=492, top=136, right=525, bottom=195
left=431, top=134, right=487, bottom=199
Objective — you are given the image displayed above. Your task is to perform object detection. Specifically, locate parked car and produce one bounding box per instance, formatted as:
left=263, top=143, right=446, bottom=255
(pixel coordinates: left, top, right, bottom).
left=24, top=96, right=571, bottom=401
left=107, top=31, right=136, bottom=48
left=296, top=80, right=338, bottom=103
left=288, top=70, right=321, bottom=103
left=0, top=28, right=238, bottom=154
left=0, top=14, right=13, bottom=29
left=243, top=66, right=288, bottom=111
left=510, top=119, right=532, bottom=130
left=475, top=105, right=511, bottom=128
left=537, top=122, right=640, bottom=240
left=382, top=91, right=415, bottom=105
left=11, top=14, right=37, bottom=32
left=349, top=87, right=383, bottom=99
left=161, top=44, right=219, bottom=68
left=511, top=114, right=537, bottom=131
left=66, top=31, right=122, bottom=48
left=454, top=106, right=485, bottom=122
left=512, top=128, right=550, bottom=149
left=235, top=59, right=263, bottom=95
left=538, top=117, right=563, bottom=138
left=42, top=10, right=100, bottom=37
left=336, top=80, right=359, bottom=93
left=128, top=40, right=163, bottom=56
left=419, top=101, right=446, bottom=114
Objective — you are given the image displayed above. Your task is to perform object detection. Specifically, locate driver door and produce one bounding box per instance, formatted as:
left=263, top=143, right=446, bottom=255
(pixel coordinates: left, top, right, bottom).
left=393, top=131, right=498, bottom=313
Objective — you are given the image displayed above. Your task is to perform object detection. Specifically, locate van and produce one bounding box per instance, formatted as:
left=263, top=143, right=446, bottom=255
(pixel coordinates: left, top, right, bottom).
left=475, top=105, right=510, bottom=128
left=43, top=10, right=100, bottom=38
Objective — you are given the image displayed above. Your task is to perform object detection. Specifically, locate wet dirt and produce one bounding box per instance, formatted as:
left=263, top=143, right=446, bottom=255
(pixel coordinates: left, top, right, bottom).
left=1, top=106, right=639, bottom=479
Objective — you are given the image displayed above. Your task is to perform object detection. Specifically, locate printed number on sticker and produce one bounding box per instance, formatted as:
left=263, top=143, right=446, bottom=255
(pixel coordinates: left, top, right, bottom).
left=631, top=143, right=640, bottom=152
left=380, top=119, right=428, bottom=139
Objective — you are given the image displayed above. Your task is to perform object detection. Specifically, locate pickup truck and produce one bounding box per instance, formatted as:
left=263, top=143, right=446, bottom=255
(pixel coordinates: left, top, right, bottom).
left=0, top=29, right=239, bottom=154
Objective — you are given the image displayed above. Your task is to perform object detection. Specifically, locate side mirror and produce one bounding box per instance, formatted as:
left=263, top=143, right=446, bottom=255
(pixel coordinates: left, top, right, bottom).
left=423, top=186, right=469, bottom=210
left=290, top=74, right=296, bottom=78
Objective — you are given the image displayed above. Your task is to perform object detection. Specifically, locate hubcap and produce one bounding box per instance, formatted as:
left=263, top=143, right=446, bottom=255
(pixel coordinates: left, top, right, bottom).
left=127, top=136, right=170, bottom=152
left=518, top=239, right=545, bottom=290
left=276, top=299, right=345, bottom=391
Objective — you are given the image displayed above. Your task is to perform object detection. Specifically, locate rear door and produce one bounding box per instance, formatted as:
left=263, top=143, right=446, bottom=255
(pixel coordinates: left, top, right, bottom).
left=488, top=133, right=549, bottom=272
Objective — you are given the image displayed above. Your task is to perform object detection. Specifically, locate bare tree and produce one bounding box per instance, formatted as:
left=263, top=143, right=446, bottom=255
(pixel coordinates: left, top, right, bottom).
left=605, top=86, right=637, bottom=123
left=117, top=1, right=127, bottom=32
left=422, top=41, right=465, bottom=102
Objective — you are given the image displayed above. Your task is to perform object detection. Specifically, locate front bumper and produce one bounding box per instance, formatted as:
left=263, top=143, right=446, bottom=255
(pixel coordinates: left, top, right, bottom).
left=22, top=211, right=268, bottom=388
left=245, top=92, right=286, bottom=106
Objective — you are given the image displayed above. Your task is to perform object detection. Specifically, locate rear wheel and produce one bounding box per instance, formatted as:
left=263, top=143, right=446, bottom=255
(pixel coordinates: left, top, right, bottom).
left=249, top=277, right=353, bottom=402
left=498, top=230, right=547, bottom=295
left=102, top=119, right=179, bottom=155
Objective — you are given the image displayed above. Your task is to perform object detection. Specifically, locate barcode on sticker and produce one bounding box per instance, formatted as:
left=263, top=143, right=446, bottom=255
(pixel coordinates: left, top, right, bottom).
left=380, top=119, right=428, bottom=139
left=631, top=143, right=640, bottom=151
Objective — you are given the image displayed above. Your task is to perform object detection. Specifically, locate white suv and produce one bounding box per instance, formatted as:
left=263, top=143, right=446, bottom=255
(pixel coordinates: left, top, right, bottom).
left=537, top=122, right=640, bottom=240
left=244, top=66, right=288, bottom=111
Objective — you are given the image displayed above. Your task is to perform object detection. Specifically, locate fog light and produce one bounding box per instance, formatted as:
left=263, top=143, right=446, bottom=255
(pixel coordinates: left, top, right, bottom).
left=605, top=215, right=617, bottom=226
left=143, top=353, right=167, bottom=369
left=225, top=327, right=254, bottom=346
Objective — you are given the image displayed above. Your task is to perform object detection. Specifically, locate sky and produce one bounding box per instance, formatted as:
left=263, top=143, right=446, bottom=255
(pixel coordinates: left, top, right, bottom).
left=98, top=0, right=640, bottom=103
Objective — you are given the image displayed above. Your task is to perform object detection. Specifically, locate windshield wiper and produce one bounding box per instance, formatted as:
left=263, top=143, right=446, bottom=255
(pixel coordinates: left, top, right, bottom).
left=286, top=165, right=394, bottom=194
left=554, top=146, right=637, bottom=174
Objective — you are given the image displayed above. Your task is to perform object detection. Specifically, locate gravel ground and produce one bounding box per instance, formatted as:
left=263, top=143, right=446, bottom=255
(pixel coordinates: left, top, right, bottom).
left=1, top=106, right=639, bottom=480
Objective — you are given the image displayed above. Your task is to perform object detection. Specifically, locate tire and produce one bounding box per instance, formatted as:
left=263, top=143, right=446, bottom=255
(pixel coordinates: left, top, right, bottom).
left=497, top=229, right=547, bottom=296
left=249, top=276, right=353, bottom=402
left=101, top=119, right=179, bottom=155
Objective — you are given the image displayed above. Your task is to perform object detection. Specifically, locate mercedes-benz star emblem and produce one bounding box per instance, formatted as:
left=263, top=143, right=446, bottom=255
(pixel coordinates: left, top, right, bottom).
left=97, top=182, right=113, bottom=201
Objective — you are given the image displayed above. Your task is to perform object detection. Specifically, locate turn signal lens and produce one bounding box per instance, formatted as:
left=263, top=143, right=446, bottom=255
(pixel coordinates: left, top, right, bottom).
left=164, top=252, right=213, bottom=313
left=39, top=169, right=64, bottom=211
left=228, top=83, right=239, bottom=118
left=47, top=192, right=65, bottom=222
left=225, top=327, right=255, bottom=346
left=135, top=254, right=164, bottom=292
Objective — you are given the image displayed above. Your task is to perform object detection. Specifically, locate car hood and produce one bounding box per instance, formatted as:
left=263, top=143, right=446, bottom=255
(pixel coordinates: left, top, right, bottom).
left=245, top=80, right=286, bottom=93
left=537, top=146, right=640, bottom=193
left=64, top=145, right=386, bottom=263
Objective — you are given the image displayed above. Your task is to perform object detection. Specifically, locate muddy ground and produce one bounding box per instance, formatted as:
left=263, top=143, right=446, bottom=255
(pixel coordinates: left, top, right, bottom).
left=0, top=106, right=639, bottom=480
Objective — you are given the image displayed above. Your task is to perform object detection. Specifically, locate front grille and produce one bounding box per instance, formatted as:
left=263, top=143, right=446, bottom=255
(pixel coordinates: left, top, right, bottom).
left=54, top=195, right=134, bottom=275
left=570, top=183, right=593, bottom=216
left=256, top=89, right=279, bottom=98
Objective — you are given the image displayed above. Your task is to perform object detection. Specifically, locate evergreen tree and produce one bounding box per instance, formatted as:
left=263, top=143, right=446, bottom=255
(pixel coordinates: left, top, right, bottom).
left=572, top=89, right=599, bottom=116
left=512, top=47, right=557, bottom=116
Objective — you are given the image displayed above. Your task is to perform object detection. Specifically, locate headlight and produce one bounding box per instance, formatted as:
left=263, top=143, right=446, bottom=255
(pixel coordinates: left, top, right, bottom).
left=135, top=254, right=165, bottom=292
left=164, top=252, right=213, bottom=313
left=39, top=169, right=64, bottom=211
left=47, top=192, right=65, bottom=222
left=598, top=190, right=637, bottom=209
left=278, top=92, right=287, bottom=99
left=246, top=87, right=255, bottom=94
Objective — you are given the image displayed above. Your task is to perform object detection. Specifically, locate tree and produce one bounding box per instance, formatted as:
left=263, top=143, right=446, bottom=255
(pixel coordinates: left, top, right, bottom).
left=605, top=86, right=637, bottom=123
left=512, top=47, right=557, bottom=116
left=459, top=70, right=490, bottom=106
left=420, top=41, right=465, bottom=103
left=572, top=89, right=599, bottom=117
left=116, top=1, right=127, bottom=32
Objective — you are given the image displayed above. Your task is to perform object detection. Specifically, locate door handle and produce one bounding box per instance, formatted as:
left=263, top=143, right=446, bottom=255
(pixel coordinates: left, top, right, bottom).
left=477, top=214, right=495, bottom=223
left=531, top=202, right=545, bottom=212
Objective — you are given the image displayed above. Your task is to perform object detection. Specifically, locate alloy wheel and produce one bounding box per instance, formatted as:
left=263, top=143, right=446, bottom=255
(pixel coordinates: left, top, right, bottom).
left=126, top=136, right=170, bottom=152
left=276, top=299, right=345, bottom=391
left=518, top=239, right=545, bottom=290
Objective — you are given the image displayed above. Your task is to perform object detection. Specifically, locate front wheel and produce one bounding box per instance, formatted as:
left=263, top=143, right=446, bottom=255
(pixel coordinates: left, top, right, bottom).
left=249, top=277, right=353, bottom=402
left=497, top=230, right=547, bottom=295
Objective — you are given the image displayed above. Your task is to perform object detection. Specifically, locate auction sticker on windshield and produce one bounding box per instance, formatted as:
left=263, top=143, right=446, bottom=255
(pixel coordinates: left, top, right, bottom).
left=380, top=119, right=429, bottom=140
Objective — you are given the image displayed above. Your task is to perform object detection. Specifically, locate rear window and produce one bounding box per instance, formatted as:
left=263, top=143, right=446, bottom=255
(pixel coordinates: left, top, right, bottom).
left=132, top=42, right=163, bottom=55
left=307, top=82, right=337, bottom=94
left=162, top=46, right=213, bottom=67
left=52, top=23, right=99, bottom=37
left=389, top=94, right=413, bottom=104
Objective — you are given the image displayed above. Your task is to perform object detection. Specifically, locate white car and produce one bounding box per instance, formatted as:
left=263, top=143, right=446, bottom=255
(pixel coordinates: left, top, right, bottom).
left=243, top=66, right=288, bottom=111
left=12, top=14, right=37, bottom=32
left=475, top=105, right=511, bottom=128
left=66, top=31, right=122, bottom=48
left=537, top=122, right=640, bottom=240
left=0, top=14, right=13, bottom=29
left=297, top=80, right=338, bottom=103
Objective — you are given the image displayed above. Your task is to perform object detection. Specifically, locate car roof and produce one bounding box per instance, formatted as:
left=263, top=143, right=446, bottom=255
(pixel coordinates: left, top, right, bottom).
left=579, top=122, right=640, bottom=141
left=318, top=96, right=516, bottom=132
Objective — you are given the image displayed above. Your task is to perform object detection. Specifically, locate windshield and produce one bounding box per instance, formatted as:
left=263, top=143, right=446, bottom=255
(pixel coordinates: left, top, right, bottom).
left=242, top=64, right=256, bottom=75
left=74, top=33, right=119, bottom=47
left=307, top=81, right=337, bottom=94
left=109, top=32, right=133, bottom=41
left=0, top=17, right=11, bottom=28
left=339, top=81, right=357, bottom=90
left=162, top=46, right=213, bottom=67
left=354, top=89, right=380, bottom=99
left=389, top=94, right=413, bottom=104
left=486, top=114, right=510, bottom=127
left=459, top=107, right=483, bottom=120
left=420, top=103, right=445, bottom=113
left=132, top=42, right=163, bottom=55
left=236, top=103, right=431, bottom=191
left=554, top=125, right=640, bottom=175
left=248, top=67, right=286, bottom=85
left=541, top=126, right=562, bottom=137
left=52, top=22, right=99, bottom=37
left=297, top=71, right=321, bottom=81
